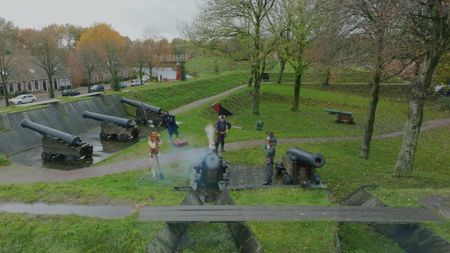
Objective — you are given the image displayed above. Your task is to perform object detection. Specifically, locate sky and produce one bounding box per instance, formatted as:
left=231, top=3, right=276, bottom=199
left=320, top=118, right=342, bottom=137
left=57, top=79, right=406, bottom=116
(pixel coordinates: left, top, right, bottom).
left=0, top=0, right=201, bottom=40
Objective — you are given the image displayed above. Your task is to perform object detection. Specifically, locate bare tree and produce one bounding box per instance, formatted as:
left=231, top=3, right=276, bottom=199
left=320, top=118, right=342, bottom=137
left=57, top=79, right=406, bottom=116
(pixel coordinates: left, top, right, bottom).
left=128, top=40, right=147, bottom=85
left=395, top=0, right=450, bottom=176
left=185, top=0, right=276, bottom=115
left=313, top=0, right=354, bottom=86
left=75, top=44, right=100, bottom=92
left=0, top=17, right=17, bottom=106
left=342, top=0, right=411, bottom=159
left=143, top=30, right=161, bottom=80
left=27, top=27, right=66, bottom=98
left=274, top=0, right=319, bottom=111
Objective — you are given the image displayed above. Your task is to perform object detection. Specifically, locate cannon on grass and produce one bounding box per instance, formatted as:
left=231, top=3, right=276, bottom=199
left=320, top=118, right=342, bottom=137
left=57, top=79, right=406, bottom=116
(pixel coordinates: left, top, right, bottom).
left=325, top=108, right=355, bottom=124
left=20, top=119, right=93, bottom=165
left=82, top=111, right=139, bottom=142
left=192, top=149, right=229, bottom=202
left=276, top=147, right=326, bottom=187
left=120, top=97, right=167, bottom=126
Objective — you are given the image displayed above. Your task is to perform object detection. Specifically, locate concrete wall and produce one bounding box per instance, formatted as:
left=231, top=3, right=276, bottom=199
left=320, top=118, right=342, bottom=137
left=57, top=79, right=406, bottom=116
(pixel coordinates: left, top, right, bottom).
left=0, top=95, right=128, bottom=155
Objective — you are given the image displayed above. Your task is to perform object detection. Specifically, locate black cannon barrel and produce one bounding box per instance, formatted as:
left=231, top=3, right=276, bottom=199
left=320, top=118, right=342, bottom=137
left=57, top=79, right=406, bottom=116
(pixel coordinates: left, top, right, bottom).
left=20, top=119, right=82, bottom=146
left=82, top=111, right=134, bottom=128
left=287, top=148, right=325, bottom=168
left=120, top=97, right=162, bottom=114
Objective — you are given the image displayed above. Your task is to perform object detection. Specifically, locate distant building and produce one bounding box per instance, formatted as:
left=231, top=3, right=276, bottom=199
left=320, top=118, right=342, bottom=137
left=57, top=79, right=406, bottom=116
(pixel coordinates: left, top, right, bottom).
left=0, top=50, right=71, bottom=96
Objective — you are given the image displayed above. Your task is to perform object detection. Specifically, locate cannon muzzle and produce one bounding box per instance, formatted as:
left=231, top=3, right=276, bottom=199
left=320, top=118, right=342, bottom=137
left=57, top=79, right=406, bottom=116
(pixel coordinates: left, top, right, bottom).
left=120, top=97, right=162, bottom=114
left=82, top=111, right=134, bottom=128
left=20, top=119, right=82, bottom=146
left=287, top=148, right=325, bottom=168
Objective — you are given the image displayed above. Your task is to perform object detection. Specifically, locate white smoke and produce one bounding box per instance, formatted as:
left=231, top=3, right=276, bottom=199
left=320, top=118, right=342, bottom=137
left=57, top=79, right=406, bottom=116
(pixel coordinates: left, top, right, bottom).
left=204, top=124, right=215, bottom=148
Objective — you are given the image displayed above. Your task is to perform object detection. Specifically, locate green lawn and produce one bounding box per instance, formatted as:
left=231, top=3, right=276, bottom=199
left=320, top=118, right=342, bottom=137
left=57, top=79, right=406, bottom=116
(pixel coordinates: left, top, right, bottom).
left=230, top=187, right=330, bottom=206
left=177, top=223, right=238, bottom=253
left=0, top=167, right=189, bottom=205
left=248, top=221, right=337, bottom=253
left=176, top=83, right=446, bottom=144
left=0, top=213, right=162, bottom=253
left=339, top=223, right=405, bottom=253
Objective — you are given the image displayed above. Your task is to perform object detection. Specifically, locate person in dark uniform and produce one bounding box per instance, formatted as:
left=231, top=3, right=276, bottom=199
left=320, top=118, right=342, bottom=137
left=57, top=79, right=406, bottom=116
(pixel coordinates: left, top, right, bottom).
left=215, top=115, right=231, bottom=152
left=263, top=139, right=275, bottom=185
left=164, top=113, right=179, bottom=142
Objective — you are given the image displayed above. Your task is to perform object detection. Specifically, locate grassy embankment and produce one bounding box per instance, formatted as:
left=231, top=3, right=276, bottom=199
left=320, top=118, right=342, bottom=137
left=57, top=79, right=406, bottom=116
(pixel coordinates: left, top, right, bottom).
left=0, top=213, right=163, bottom=253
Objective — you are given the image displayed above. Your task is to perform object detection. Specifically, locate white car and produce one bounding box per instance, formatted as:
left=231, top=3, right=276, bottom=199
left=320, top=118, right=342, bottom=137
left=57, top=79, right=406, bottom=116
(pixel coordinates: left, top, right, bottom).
left=8, top=94, right=37, bottom=105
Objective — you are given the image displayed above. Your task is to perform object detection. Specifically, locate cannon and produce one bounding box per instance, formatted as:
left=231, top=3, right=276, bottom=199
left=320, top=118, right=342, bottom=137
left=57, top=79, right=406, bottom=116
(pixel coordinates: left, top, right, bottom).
left=82, top=111, right=139, bottom=142
left=192, top=150, right=229, bottom=202
left=20, top=119, right=93, bottom=165
left=276, top=147, right=326, bottom=187
left=325, top=108, right=355, bottom=124
left=120, top=97, right=167, bottom=126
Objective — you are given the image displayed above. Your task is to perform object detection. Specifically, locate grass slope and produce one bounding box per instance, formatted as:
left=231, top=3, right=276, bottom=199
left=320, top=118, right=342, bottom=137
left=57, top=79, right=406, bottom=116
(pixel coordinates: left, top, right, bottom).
left=0, top=213, right=162, bottom=253
left=0, top=167, right=188, bottom=205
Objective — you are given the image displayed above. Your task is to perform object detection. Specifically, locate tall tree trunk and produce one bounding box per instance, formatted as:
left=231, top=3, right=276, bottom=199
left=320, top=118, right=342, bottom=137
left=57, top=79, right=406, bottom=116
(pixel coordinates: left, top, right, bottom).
left=322, top=68, right=331, bottom=86
left=292, top=70, right=302, bottom=111
left=253, top=63, right=262, bottom=115
left=394, top=51, right=440, bottom=176
left=248, top=67, right=254, bottom=87
left=360, top=32, right=384, bottom=159
left=360, top=73, right=381, bottom=159
left=277, top=58, right=286, bottom=84
left=48, top=75, right=55, bottom=98
left=139, top=66, right=143, bottom=85
left=1, top=77, right=9, bottom=107
left=87, top=73, right=91, bottom=93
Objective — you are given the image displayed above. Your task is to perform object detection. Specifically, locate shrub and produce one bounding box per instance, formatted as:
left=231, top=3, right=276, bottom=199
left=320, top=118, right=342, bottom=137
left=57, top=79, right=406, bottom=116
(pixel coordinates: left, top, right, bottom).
left=0, top=154, right=10, bottom=167
left=437, top=96, right=450, bottom=111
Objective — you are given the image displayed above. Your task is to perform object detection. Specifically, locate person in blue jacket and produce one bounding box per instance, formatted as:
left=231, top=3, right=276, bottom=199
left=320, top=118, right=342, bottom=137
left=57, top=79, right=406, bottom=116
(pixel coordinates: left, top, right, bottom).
left=215, top=115, right=231, bottom=152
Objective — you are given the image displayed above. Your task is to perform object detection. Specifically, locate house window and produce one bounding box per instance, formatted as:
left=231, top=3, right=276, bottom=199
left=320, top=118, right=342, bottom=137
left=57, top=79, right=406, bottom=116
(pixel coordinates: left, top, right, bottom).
left=53, top=79, right=58, bottom=90
left=34, top=80, right=39, bottom=90
left=9, top=83, right=14, bottom=93
left=17, top=82, right=22, bottom=92
left=27, top=81, right=32, bottom=91
left=43, top=80, right=47, bottom=92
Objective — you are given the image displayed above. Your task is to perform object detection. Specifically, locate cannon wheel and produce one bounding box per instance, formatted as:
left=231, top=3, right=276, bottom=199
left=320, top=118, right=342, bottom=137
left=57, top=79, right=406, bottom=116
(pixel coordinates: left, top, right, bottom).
left=64, top=155, right=77, bottom=165
left=84, top=156, right=94, bottom=164
left=119, top=134, right=129, bottom=142
left=100, top=132, right=108, bottom=140
left=131, top=129, right=139, bottom=139
left=283, top=173, right=293, bottom=185
left=41, top=152, right=52, bottom=162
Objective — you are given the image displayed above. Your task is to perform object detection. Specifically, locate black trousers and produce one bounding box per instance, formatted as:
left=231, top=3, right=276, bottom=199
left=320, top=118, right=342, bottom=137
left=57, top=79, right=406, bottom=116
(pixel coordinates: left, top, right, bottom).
left=215, top=133, right=226, bottom=151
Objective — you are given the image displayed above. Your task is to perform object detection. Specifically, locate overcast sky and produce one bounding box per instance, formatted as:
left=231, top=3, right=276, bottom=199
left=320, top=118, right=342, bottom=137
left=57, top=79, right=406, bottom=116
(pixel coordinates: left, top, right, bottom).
left=0, top=0, right=201, bottom=40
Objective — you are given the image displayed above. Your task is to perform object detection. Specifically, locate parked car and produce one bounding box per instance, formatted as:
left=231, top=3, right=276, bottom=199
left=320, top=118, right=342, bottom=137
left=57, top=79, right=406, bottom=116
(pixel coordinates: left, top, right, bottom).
left=130, top=79, right=143, bottom=87
left=8, top=94, right=37, bottom=105
left=62, top=89, right=81, bottom=96
left=119, top=82, right=129, bottom=89
left=90, top=85, right=104, bottom=92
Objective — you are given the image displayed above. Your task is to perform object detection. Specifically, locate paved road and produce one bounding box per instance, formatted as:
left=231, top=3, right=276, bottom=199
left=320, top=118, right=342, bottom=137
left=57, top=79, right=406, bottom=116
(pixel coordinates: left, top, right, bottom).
left=0, top=84, right=111, bottom=107
left=139, top=205, right=440, bottom=223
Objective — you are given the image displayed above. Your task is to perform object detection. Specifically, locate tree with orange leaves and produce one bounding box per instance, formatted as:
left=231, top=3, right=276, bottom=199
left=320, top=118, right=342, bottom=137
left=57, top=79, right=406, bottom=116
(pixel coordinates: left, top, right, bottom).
left=76, top=23, right=127, bottom=90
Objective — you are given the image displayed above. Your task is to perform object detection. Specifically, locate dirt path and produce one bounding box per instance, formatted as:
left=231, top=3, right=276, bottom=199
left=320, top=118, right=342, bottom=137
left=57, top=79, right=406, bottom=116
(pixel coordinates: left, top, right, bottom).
left=169, top=85, right=246, bottom=115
